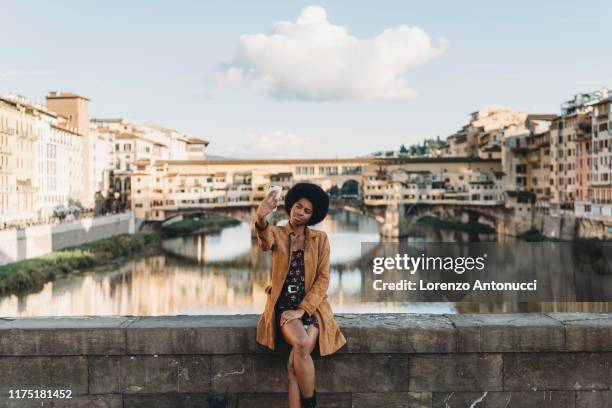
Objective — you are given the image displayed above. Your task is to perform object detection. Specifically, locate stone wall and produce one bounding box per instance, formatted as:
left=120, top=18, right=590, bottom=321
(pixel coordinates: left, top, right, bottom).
left=0, top=212, right=135, bottom=266
left=531, top=212, right=612, bottom=241
left=0, top=313, right=611, bottom=407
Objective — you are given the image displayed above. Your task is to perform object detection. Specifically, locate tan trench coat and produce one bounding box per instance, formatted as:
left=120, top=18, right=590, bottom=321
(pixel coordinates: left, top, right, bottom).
left=253, top=220, right=347, bottom=356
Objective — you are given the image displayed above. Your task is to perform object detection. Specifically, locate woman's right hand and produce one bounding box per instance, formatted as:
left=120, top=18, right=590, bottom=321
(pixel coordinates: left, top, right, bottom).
left=256, top=190, right=279, bottom=220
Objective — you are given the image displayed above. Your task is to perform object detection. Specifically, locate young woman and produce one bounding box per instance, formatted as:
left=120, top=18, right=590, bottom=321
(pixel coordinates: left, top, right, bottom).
left=253, top=182, right=347, bottom=408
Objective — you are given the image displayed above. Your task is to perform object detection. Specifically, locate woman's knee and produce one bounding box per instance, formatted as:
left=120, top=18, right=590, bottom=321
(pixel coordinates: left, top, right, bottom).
left=292, top=336, right=310, bottom=357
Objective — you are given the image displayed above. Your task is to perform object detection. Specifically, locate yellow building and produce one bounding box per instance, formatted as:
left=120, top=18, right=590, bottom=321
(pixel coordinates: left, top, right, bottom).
left=46, top=92, right=92, bottom=209
left=0, top=94, right=85, bottom=227
left=0, top=96, right=39, bottom=226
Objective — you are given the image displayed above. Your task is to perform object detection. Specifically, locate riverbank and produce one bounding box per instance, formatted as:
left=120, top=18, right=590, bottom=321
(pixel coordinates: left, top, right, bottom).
left=0, top=233, right=161, bottom=296
left=161, top=214, right=241, bottom=238
left=416, top=215, right=495, bottom=234
left=517, top=228, right=562, bottom=242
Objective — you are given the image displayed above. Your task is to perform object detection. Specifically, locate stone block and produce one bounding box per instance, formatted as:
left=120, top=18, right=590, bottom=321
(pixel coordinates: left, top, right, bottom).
left=447, top=314, right=565, bottom=352
left=0, top=317, right=132, bottom=356
left=210, top=355, right=256, bottom=394
left=0, top=394, right=122, bottom=407
left=408, top=354, right=502, bottom=391
left=432, top=391, right=574, bottom=408
left=338, top=314, right=455, bottom=353
left=315, top=354, right=410, bottom=392
left=237, top=392, right=351, bottom=408
left=126, top=316, right=259, bottom=355
left=548, top=313, right=612, bottom=351
left=503, top=353, right=612, bottom=391
left=352, top=392, right=431, bottom=407
left=123, top=393, right=217, bottom=408
left=575, top=390, right=612, bottom=407
left=88, top=356, right=210, bottom=394
left=252, top=354, right=290, bottom=393
left=0, top=357, right=88, bottom=395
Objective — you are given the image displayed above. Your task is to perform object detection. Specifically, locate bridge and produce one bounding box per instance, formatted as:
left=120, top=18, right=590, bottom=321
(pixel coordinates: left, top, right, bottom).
left=153, top=198, right=512, bottom=238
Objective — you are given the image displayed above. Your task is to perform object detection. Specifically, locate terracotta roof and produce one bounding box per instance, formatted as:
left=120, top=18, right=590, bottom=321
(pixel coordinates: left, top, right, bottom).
left=0, top=96, right=58, bottom=118
left=116, top=132, right=140, bottom=139
left=187, top=137, right=210, bottom=145
left=51, top=124, right=82, bottom=136
left=46, top=92, right=90, bottom=101
left=527, top=114, right=557, bottom=121
left=91, top=118, right=124, bottom=123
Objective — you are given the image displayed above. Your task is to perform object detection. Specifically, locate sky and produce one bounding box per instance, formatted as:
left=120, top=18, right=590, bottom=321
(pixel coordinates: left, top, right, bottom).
left=1, top=0, right=611, bottom=159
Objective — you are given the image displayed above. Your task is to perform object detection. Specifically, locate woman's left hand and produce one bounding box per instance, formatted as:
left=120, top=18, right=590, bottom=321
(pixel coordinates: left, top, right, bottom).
left=280, top=309, right=304, bottom=326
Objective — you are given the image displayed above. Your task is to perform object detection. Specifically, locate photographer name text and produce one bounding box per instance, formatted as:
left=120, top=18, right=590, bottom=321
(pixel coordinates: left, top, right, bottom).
left=373, top=279, right=538, bottom=291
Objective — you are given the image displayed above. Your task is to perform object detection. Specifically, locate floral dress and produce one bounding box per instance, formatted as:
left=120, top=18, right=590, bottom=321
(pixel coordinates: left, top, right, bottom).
left=275, top=248, right=319, bottom=330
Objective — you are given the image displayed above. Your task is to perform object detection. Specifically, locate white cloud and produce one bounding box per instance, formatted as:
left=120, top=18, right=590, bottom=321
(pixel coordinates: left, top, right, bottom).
left=217, top=6, right=447, bottom=101
left=211, top=130, right=324, bottom=159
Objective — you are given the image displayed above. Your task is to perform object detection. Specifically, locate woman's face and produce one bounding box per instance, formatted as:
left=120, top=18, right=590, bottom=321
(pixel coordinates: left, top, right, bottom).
left=290, top=198, right=313, bottom=226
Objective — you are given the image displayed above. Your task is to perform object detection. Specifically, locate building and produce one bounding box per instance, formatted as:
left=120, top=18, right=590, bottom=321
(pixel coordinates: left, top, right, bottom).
left=589, top=91, right=612, bottom=218
left=365, top=158, right=504, bottom=206
left=131, top=158, right=372, bottom=220
left=90, top=119, right=209, bottom=210
left=0, top=95, right=40, bottom=226
left=549, top=88, right=611, bottom=217
left=447, top=106, right=528, bottom=159
left=45, top=92, right=93, bottom=209
left=501, top=114, right=555, bottom=213
left=0, top=94, right=84, bottom=227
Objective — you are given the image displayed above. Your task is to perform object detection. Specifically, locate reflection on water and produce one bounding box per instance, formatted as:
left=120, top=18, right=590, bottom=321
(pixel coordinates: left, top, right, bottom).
left=0, top=210, right=610, bottom=316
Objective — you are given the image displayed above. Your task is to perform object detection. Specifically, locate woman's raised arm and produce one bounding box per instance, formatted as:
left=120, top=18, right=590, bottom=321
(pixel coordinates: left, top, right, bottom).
left=253, top=190, right=278, bottom=251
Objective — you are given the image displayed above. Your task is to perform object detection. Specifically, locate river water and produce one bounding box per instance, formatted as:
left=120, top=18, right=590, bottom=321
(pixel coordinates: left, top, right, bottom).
left=0, top=209, right=610, bottom=316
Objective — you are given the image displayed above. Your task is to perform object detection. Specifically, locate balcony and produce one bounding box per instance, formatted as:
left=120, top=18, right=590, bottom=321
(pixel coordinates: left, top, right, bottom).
left=574, top=132, right=592, bottom=142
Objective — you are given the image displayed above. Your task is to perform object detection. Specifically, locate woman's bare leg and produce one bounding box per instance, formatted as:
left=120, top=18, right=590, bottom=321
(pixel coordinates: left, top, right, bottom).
left=281, top=319, right=319, bottom=399
left=287, top=348, right=301, bottom=408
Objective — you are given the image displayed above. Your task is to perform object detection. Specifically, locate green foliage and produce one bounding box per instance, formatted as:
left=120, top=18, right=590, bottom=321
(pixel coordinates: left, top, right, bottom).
left=161, top=215, right=241, bottom=238
left=0, top=233, right=161, bottom=296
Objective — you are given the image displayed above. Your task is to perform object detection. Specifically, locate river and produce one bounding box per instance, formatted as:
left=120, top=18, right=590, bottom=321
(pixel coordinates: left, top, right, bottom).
left=0, top=209, right=610, bottom=316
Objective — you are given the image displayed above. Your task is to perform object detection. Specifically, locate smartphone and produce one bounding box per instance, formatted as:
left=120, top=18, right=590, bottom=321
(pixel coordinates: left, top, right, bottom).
left=268, top=185, right=282, bottom=212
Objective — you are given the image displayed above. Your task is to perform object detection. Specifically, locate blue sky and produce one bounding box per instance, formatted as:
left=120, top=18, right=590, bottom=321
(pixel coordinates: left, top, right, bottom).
left=1, top=1, right=610, bottom=158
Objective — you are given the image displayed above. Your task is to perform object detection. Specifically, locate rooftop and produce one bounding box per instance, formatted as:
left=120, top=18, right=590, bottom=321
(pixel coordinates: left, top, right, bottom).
left=46, top=91, right=90, bottom=101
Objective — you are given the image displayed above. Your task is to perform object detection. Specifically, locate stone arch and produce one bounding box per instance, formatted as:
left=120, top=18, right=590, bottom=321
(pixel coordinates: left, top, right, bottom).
left=340, top=179, right=361, bottom=197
